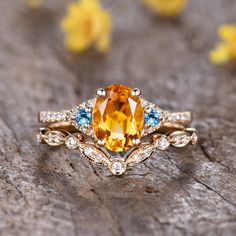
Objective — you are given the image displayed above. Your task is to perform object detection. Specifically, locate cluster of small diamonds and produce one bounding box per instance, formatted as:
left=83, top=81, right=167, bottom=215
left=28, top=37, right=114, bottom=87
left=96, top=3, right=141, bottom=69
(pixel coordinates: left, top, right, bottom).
left=141, top=98, right=165, bottom=136
left=69, top=99, right=95, bottom=136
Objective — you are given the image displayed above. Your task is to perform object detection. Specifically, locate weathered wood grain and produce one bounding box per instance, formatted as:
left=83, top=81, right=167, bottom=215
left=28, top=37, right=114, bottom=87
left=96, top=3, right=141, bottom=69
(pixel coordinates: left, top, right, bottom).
left=0, top=0, right=236, bottom=235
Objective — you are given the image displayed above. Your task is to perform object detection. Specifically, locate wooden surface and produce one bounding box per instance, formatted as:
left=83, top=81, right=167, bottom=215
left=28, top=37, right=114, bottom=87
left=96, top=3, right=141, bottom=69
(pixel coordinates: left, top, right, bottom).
left=0, top=0, right=236, bottom=235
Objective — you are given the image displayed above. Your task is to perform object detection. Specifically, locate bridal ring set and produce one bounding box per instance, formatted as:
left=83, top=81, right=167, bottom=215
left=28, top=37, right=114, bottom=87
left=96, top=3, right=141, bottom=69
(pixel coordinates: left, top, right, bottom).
left=37, top=84, right=197, bottom=175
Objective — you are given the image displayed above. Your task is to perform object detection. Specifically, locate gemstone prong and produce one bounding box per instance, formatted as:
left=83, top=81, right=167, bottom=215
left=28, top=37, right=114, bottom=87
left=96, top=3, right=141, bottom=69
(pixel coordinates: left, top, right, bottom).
left=97, top=139, right=105, bottom=147
left=131, top=88, right=141, bottom=96
left=96, top=88, right=106, bottom=97
left=132, top=138, right=141, bottom=146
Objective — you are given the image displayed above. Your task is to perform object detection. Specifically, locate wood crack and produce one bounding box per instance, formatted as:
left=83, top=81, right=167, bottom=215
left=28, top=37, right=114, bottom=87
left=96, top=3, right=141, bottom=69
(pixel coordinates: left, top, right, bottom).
left=88, top=161, right=103, bottom=180
left=200, top=143, right=232, bottom=172
left=165, top=154, right=236, bottom=210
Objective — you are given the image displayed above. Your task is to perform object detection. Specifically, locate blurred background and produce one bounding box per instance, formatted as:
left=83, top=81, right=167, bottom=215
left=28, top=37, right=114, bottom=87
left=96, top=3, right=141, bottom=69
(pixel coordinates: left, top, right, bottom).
left=0, top=0, right=235, bottom=115
left=0, top=0, right=236, bottom=236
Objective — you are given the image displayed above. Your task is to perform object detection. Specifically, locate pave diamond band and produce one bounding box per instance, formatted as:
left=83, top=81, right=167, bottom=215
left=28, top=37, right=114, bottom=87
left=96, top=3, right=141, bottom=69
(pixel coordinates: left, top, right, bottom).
left=38, top=110, right=192, bottom=125
left=39, top=111, right=69, bottom=123
left=37, top=84, right=197, bottom=175
left=166, top=111, right=192, bottom=124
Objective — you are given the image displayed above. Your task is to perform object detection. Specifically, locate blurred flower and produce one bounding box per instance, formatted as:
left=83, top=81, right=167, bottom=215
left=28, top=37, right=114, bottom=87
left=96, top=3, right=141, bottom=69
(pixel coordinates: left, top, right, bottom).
left=209, top=24, right=236, bottom=64
left=26, top=0, right=43, bottom=8
left=61, top=0, right=111, bottom=53
left=143, top=0, right=187, bottom=17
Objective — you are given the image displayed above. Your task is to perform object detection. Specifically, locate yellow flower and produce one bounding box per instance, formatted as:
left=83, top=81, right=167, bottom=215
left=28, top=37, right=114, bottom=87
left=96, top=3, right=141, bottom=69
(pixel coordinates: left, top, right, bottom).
left=143, top=0, right=187, bottom=17
left=209, top=24, right=236, bottom=64
left=61, top=0, right=111, bottom=53
left=26, top=0, right=43, bottom=8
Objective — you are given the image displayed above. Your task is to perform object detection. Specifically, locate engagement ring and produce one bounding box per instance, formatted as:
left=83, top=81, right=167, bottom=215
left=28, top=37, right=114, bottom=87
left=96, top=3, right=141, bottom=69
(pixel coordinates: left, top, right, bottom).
left=38, top=84, right=197, bottom=175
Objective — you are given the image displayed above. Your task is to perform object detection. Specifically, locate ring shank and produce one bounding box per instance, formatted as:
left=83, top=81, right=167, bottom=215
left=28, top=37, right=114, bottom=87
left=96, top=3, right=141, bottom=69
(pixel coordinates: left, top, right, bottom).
left=38, top=110, right=192, bottom=135
left=39, top=111, right=192, bottom=125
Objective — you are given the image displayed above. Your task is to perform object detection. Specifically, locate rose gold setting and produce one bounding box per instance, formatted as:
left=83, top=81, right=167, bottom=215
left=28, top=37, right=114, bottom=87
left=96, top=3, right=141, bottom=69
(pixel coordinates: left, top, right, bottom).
left=37, top=85, right=197, bottom=176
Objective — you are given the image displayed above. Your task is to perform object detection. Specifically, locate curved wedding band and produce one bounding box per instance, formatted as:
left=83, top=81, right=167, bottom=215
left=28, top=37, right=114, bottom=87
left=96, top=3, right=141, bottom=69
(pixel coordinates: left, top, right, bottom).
left=37, top=84, right=197, bottom=175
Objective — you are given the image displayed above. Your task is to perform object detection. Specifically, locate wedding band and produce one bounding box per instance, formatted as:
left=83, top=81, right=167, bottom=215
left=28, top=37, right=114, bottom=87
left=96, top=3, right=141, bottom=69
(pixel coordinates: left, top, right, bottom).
left=37, top=84, right=197, bottom=175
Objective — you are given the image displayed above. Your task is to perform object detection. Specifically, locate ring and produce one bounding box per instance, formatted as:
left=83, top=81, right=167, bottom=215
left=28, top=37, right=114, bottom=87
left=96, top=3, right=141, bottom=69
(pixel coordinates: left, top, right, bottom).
left=37, top=84, right=197, bottom=175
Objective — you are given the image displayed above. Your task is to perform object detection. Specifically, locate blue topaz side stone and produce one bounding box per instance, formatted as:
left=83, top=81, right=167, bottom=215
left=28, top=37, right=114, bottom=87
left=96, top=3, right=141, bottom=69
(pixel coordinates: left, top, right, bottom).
left=144, top=110, right=160, bottom=127
left=75, top=108, right=92, bottom=127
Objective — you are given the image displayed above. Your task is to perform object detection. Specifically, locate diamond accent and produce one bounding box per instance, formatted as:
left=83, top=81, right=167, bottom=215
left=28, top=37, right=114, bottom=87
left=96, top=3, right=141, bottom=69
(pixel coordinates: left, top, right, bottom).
left=154, top=136, right=170, bottom=150
left=109, top=161, right=126, bottom=175
left=65, top=135, right=80, bottom=149
left=133, top=154, right=142, bottom=163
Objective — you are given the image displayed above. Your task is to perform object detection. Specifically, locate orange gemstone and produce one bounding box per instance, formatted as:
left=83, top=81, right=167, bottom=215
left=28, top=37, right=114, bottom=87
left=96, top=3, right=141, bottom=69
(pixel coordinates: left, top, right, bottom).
left=92, top=84, right=144, bottom=152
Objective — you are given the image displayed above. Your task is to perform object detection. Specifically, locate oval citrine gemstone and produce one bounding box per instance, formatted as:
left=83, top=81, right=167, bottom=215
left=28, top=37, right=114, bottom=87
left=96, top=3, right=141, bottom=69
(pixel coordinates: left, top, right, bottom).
left=92, top=84, right=144, bottom=152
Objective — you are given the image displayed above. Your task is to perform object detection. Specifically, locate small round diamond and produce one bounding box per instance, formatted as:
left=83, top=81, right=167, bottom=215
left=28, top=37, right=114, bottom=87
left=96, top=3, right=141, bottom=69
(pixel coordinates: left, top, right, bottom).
left=65, top=136, right=79, bottom=149
left=133, top=154, right=142, bottom=163
left=94, top=153, right=103, bottom=162
left=109, top=161, right=126, bottom=175
left=75, top=108, right=92, bottom=127
left=156, top=136, right=170, bottom=150
left=144, top=110, right=160, bottom=127
left=84, top=147, right=93, bottom=156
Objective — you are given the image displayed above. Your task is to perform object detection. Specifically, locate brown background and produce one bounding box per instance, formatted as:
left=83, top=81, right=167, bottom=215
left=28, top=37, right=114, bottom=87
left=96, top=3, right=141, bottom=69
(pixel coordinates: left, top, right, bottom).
left=0, top=0, right=236, bottom=235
